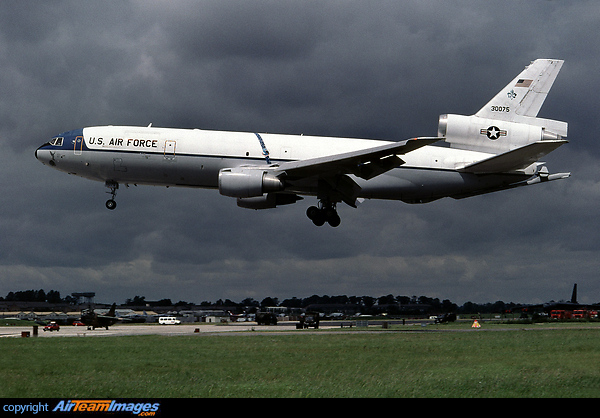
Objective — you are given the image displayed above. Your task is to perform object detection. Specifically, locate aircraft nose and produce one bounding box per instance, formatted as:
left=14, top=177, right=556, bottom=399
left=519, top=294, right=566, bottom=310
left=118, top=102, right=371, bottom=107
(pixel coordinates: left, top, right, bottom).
left=35, top=143, right=45, bottom=161
left=35, top=143, right=55, bottom=166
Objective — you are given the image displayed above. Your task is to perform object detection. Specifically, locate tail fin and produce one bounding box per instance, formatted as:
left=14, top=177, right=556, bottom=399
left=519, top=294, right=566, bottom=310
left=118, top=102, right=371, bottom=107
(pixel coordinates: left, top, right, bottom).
left=108, top=303, right=117, bottom=317
left=475, top=59, right=564, bottom=121
left=439, top=59, right=568, bottom=154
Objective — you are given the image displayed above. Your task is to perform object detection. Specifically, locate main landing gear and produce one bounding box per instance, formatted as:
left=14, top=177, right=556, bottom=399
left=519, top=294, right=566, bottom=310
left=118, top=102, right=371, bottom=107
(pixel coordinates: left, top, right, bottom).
left=306, top=202, right=341, bottom=227
left=105, top=180, right=118, bottom=210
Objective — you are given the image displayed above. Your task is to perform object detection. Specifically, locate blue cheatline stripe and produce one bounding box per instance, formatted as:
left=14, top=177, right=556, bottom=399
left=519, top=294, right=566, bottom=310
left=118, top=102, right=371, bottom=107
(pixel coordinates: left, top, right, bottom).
left=254, top=133, right=271, bottom=164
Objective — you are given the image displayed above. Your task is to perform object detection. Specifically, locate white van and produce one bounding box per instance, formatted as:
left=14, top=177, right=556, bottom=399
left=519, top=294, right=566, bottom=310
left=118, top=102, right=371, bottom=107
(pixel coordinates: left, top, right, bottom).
left=158, top=316, right=181, bottom=325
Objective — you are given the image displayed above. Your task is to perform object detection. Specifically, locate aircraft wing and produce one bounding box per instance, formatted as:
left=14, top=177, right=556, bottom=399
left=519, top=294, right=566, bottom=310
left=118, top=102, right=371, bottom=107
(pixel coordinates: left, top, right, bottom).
left=458, top=140, right=568, bottom=174
left=275, top=137, right=441, bottom=180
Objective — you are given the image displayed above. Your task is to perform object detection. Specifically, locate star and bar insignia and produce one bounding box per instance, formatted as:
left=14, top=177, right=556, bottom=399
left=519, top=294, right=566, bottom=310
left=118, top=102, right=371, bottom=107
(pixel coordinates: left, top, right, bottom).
left=480, top=126, right=507, bottom=140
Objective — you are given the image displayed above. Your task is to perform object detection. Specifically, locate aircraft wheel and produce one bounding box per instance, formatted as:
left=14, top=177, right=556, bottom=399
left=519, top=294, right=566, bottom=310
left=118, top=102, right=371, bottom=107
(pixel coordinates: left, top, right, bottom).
left=106, top=199, right=117, bottom=210
left=307, top=205, right=341, bottom=227
left=312, top=212, right=326, bottom=227
left=307, top=206, right=324, bottom=226
left=327, top=211, right=341, bottom=227
left=306, top=206, right=319, bottom=220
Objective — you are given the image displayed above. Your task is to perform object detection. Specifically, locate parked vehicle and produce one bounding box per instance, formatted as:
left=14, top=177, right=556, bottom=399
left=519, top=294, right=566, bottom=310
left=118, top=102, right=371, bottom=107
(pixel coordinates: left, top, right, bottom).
left=158, top=316, right=181, bottom=325
left=296, top=312, right=320, bottom=329
left=434, top=313, right=457, bottom=324
left=550, top=310, right=572, bottom=320
left=255, top=312, right=278, bottom=325
left=43, top=322, right=60, bottom=332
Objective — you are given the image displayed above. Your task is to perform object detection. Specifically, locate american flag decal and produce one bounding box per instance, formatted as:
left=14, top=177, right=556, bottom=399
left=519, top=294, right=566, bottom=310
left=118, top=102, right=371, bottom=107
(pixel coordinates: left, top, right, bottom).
left=515, top=79, right=533, bottom=87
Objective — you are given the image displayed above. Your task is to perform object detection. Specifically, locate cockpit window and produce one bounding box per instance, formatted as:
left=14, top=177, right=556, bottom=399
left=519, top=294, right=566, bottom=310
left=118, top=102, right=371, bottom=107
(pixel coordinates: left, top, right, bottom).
left=49, top=137, right=63, bottom=146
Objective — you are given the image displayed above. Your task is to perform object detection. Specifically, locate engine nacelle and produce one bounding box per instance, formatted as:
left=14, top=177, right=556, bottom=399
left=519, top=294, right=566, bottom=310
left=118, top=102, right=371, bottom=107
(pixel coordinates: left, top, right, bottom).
left=218, top=167, right=284, bottom=198
left=438, top=114, right=567, bottom=154
left=237, top=193, right=302, bottom=210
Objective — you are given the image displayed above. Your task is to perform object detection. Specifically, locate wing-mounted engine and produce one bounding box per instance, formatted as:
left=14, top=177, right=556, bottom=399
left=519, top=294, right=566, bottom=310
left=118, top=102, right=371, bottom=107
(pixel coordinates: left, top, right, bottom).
left=237, top=193, right=303, bottom=209
left=218, top=167, right=284, bottom=198
left=219, top=167, right=301, bottom=209
left=438, top=114, right=568, bottom=154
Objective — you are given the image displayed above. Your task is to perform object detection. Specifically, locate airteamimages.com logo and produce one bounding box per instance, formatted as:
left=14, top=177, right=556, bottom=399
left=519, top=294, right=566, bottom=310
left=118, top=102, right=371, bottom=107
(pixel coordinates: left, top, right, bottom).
left=53, top=400, right=161, bottom=415
left=3, top=400, right=161, bottom=416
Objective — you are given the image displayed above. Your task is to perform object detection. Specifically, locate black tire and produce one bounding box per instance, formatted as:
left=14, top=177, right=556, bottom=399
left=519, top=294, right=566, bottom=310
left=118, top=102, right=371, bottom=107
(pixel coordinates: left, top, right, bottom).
left=306, top=206, right=319, bottom=219
left=327, top=211, right=341, bottom=227
left=312, top=212, right=326, bottom=226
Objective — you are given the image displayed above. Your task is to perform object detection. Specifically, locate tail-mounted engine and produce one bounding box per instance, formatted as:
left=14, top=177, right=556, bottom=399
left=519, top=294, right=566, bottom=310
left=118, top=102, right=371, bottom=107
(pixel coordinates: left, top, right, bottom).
left=218, top=167, right=284, bottom=198
left=438, top=114, right=568, bottom=154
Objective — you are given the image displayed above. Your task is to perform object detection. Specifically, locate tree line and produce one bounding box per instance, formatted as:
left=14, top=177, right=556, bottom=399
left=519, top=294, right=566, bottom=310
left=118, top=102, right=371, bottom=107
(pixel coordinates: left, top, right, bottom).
left=1, top=289, right=522, bottom=315
left=1, top=289, right=68, bottom=304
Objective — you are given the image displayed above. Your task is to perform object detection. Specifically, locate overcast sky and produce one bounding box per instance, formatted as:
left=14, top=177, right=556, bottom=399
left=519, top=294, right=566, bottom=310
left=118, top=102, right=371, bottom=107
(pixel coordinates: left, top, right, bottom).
left=1, top=0, right=599, bottom=306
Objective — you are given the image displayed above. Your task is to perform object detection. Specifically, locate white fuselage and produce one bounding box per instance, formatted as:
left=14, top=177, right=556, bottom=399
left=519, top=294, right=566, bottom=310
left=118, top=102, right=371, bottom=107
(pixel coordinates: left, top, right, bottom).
left=35, top=125, right=528, bottom=204
left=34, top=60, right=569, bottom=224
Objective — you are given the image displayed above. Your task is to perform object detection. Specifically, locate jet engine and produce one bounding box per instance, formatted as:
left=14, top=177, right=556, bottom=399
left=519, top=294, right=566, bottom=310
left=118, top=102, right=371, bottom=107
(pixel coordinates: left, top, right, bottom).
left=218, top=167, right=284, bottom=198
left=438, top=114, right=567, bottom=154
left=237, top=193, right=302, bottom=209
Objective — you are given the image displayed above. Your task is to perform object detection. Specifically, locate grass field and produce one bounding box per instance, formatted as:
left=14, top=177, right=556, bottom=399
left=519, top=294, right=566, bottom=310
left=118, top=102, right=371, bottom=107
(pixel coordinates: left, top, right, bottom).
left=2, top=323, right=600, bottom=398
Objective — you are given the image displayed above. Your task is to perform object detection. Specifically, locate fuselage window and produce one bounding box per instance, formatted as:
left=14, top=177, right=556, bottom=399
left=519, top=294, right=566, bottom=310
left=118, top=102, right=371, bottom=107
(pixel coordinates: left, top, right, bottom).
left=50, top=137, right=63, bottom=146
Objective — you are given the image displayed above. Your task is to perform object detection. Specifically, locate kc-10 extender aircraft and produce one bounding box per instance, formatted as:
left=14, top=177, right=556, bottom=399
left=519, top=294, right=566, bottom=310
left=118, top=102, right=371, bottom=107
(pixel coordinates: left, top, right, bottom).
left=36, top=59, right=569, bottom=227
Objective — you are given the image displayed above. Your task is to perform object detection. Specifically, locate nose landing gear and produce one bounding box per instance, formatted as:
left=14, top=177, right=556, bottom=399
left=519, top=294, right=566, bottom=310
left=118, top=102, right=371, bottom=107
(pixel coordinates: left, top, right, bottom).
left=306, top=202, right=341, bottom=227
left=105, top=180, right=118, bottom=210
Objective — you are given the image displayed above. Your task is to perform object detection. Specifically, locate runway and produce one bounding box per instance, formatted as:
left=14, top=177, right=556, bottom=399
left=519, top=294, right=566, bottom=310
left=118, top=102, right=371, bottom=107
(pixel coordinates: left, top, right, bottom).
left=4, top=321, right=599, bottom=340
left=0, top=322, right=334, bottom=338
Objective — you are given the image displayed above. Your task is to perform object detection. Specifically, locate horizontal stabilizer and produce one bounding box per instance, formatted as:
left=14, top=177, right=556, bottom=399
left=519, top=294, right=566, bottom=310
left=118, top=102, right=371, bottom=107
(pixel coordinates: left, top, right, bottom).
left=458, top=140, right=567, bottom=174
left=452, top=170, right=570, bottom=200
left=526, top=172, right=571, bottom=185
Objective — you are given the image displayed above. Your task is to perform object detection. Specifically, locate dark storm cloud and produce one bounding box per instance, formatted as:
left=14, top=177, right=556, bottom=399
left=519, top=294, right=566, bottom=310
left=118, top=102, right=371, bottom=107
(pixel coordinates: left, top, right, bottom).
left=1, top=1, right=600, bottom=305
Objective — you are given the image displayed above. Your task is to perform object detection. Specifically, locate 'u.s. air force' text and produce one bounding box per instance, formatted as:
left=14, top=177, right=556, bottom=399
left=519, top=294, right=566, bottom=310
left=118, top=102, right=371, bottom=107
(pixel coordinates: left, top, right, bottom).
left=88, top=137, right=158, bottom=148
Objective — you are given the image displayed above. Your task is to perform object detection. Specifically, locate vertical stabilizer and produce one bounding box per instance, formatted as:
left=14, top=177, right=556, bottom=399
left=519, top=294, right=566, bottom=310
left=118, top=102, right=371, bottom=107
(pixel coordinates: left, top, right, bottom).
left=440, top=59, right=567, bottom=154
left=108, top=302, right=117, bottom=317
left=475, top=59, right=564, bottom=122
